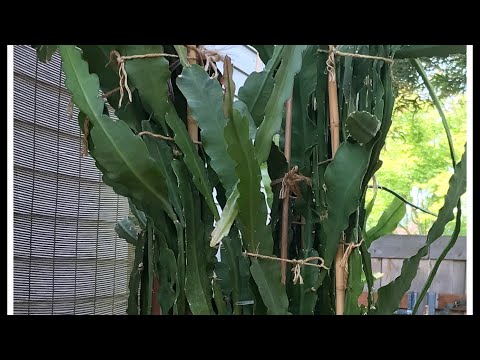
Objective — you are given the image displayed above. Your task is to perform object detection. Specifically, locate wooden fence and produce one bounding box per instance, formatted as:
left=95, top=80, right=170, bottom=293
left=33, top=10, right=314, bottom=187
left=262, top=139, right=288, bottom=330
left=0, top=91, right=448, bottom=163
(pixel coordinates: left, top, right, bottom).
left=361, top=234, right=467, bottom=314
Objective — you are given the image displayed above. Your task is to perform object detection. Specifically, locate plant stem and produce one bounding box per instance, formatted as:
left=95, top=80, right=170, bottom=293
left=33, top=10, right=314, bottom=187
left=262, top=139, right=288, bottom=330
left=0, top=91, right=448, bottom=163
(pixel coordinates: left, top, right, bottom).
left=410, top=58, right=456, bottom=167
left=327, top=45, right=345, bottom=315
left=367, top=185, right=437, bottom=217
left=280, top=97, right=293, bottom=284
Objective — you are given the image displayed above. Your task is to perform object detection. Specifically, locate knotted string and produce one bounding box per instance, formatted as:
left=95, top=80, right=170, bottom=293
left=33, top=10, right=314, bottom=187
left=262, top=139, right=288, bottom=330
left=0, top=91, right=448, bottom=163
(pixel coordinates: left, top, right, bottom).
left=271, top=166, right=312, bottom=199
left=244, top=251, right=329, bottom=285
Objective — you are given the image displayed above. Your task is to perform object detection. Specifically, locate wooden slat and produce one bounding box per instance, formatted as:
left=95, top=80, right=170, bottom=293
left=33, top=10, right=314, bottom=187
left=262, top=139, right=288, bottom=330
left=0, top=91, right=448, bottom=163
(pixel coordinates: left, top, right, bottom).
left=358, top=292, right=408, bottom=309
left=358, top=292, right=466, bottom=311
left=437, top=294, right=465, bottom=310
left=368, top=235, right=428, bottom=259
left=429, top=260, right=466, bottom=294
left=429, top=236, right=466, bottom=260
left=369, top=235, right=466, bottom=261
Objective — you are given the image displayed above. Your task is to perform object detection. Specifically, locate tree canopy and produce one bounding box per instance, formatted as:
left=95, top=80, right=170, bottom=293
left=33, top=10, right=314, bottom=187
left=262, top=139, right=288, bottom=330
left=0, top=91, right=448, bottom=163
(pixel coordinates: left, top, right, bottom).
left=366, top=91, right=467, bottom=236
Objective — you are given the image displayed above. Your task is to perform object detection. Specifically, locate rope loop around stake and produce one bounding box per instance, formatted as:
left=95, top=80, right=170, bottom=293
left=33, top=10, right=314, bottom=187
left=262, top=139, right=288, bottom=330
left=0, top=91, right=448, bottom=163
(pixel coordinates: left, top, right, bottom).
left=271, top=166, right=312, bottom=199
left=244, top=251, right=329, bottom=285
left=106, top=47, right=226, bottom=108
left=318, top=47, right=395, bottom=64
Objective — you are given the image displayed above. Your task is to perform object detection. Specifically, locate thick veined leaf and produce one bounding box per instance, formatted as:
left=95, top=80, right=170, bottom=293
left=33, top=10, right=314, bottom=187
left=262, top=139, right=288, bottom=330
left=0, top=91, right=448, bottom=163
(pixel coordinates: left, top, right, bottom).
left=364, top=187, right=377, bottom=222
left=260, top=163, right=273, bottom=210
left=223, top=56, right=236, bottom=121
left=237, top=46, right=284, bottom=130
left=252, top=45, right=275, bottom=65
left=154, top=230, right=177, bottom=314
left=224, top=104, right=288, bottom=314
left=176, top=65, right=237, bottom=195
left=250, top=260, right=289, bottom=315
left=201, top=195, right=218, bottom=294
left=366, top=197, right=406, bottom=247
left=255, top=45, right=308, bottom=164
left=345, top=111, right=381, bottom=145
left=218, top=231, right=254, bottom=315
left=224, top=105, right=271, bottom=254
left=266, top=142, right=288, bottom=230
left=173, top=45, right=190, bottom=68
left=212, top=278, right=229, bottom=315
left=140, top=220, right=154, bottom=315
left=360, top=241, right=375, bottom=309
left=394, top=45, right=466, bottom=59
left=233, top=100, right=257, bottom=140
left=59, top=45, right=178, bottom=227
left=372, top=55, right=385, bottom=121
left=289, top=249, right=321, bottom=315
left=127, top=232, right=145, bottom=315
left=341, top=45, right=355, bottom=104
left=291, top=45, right=318, bottom=168
left=319, top=142, right=374, bottom=284
left=210, top=185, right=239, bottom=247
left=122, top=45, right=171, bottom=130
left=373, top=150, right=466, bottom=314
left=78, top=45, right=145, bottom=132
left=344, top=248, right=364, bottom=315
left=238, top=71, right=275, bottom=127
left=115, top=216, right=142, bottom=246
left=172, top=160, right=214, bottom=315
left=361, top=63, right=394, bottom=191
left=165, top=110, right=219, bottom=220
left=78, top=45, right=122, bottom=105
left=141, top=120, right=184, bottom=226
left=128, top=198, right=147, bottom=230
left=32, top=45, right=58, bottom=63
left=173, top=204, right=186, bottom=315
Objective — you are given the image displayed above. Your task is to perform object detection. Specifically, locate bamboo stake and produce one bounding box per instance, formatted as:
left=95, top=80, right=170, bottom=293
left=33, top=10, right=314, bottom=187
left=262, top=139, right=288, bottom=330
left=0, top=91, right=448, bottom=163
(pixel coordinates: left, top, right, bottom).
left=326, top=45, right=345, bottom=315
left=187, top=45, right=199, bottom=147
left=280, top=97, right=293, bottom=284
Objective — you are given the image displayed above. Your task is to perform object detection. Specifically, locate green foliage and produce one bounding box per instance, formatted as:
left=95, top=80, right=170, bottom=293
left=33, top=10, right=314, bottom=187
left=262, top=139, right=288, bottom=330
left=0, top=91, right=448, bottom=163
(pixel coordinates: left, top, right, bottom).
left=177, top=65, right=237, bottom=195
left=366, top=94, right=467, bottom=236
left=51, top=44, right=465, bottom=316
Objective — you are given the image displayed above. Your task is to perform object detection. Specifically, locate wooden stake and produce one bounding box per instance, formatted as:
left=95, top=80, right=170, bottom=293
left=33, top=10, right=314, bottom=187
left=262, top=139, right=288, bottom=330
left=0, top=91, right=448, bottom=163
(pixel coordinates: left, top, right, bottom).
left=326, top=45, right=345, bottom=315
left=280, top=97, right=293, bottom=285
left=187, top=45, right=199, bottom=147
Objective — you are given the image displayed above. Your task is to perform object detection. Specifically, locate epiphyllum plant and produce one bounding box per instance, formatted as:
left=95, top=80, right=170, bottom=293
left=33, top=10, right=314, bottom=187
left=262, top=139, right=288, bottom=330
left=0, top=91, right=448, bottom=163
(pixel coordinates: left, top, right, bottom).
left=33, top=44, right=466, bottom=315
